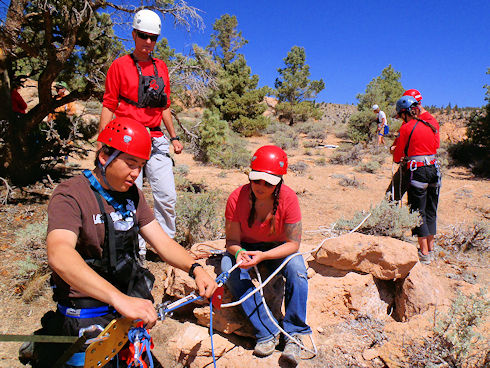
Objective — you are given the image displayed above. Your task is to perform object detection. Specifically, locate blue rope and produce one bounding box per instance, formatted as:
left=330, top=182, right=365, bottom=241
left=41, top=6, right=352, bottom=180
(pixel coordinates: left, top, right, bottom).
left=209, top=300, right=217, bottom=368
left=127, top=327, right=154, bottom=368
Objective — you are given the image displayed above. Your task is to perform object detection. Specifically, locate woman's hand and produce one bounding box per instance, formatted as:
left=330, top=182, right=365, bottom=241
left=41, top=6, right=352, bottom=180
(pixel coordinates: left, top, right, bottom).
left=239, top=250, right=265, bottom=268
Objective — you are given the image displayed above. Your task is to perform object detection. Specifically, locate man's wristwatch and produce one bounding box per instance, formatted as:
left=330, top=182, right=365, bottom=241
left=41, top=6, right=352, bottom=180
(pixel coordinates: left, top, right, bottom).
left=169, top=136, right=180, bottom=142
left=189, top=262, right=203, bottom=279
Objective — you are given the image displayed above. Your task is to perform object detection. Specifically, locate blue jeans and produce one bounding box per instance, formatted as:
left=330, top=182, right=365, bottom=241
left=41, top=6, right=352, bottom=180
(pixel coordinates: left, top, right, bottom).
left=221, top=245, right=311, bottom=343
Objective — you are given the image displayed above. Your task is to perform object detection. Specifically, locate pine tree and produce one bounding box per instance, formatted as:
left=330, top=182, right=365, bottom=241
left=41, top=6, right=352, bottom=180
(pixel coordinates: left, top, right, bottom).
left=206, top=14, right=270, bottom=136
left=274, top=46, right=324, bottom=125
left=348, top=65, right=404, bottom=143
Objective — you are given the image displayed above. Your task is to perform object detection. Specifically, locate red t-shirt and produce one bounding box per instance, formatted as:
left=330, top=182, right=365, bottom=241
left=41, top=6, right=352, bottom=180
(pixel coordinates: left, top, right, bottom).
left=225, top=184, right=301, bottom=243
left=393, top=112, right=440, bottom=163
left=102, top=54, right=171, bottom=137
left=11, top=89, right=27, bottom=114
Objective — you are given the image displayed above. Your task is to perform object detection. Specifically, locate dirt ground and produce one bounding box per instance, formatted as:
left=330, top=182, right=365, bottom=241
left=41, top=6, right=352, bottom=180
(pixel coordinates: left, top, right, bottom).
left=0, top=129, right=488, bottom=367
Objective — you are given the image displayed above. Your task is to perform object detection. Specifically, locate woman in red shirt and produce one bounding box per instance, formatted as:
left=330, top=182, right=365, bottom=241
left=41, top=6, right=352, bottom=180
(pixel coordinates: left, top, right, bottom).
left=221, top=145, right=311, bottom=365
left=393, top=96, right=441, bottom=265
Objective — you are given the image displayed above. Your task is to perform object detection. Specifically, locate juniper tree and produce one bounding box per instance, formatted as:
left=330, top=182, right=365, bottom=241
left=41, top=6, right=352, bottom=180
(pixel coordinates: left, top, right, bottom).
left=206, top=14, right=270, bottom=136
left=348, top=65, right=404, bottom=143
left=0, top=0, right=208, bottom=186
left=274, top=46, right=325, bottom=125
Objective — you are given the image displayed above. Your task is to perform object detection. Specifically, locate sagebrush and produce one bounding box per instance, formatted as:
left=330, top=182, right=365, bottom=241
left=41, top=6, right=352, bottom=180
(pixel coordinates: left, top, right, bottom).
left=405, top=289, right=489, bottom=368
left=335, top=199, right=421, bottom=239
left=175, top=189, right=224, bottom=248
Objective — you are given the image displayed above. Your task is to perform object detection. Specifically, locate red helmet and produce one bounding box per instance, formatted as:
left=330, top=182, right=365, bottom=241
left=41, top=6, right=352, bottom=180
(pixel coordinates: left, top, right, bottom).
left=403, top=89, right=422, bottom=102
left=250, top=145, right=288, bottom=176
left=97, top=117, right=151, bottom=160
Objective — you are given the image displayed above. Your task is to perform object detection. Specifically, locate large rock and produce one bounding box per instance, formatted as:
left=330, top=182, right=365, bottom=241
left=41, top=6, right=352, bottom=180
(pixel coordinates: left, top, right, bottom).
left=166, top=322, right=235, bottom=367
left=307, top=264, right=394, bottom=323
left=394, top=262, right=449, bottom=321
left=314, top=233, right=418, bottom=280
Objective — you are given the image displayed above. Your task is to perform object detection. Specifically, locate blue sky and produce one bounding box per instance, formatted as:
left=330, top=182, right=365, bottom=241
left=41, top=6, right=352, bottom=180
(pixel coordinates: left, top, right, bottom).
left=146, top=0, right=489, bottom=108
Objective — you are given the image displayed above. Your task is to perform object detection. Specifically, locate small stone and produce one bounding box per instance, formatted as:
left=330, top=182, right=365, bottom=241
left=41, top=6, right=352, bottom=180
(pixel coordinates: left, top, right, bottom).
left=317, top=327, right=324, bottom=334
left=362, top=348, right=379, bottom=361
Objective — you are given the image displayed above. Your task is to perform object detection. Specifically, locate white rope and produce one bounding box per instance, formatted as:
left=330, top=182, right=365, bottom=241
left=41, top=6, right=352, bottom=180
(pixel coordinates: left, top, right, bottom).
left=219, top=212, right=372, bottom=358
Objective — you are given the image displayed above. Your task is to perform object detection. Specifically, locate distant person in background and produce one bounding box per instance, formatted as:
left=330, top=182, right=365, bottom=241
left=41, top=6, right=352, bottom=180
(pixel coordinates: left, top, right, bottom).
left=48, top=81, right=75, bottom=122
left=11, top=76, right=27, bottom=116
left=392, top=96, right=441, bottom=265
left=372, top=104, right=388, bottom=146
left=387, top=89, right=435, bottom=202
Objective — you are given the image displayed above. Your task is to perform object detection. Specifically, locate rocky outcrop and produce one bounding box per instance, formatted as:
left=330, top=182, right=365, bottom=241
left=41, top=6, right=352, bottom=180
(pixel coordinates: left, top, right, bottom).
left=394, top=262, right=449, bottom=321
left=314, top=232, right=418, bottom=280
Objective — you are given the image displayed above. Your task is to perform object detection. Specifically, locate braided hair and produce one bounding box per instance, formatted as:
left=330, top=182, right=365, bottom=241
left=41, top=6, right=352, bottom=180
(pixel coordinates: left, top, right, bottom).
left=406, top=107, right=438, bottom=133
left=247, top=179, right=283, bottom=235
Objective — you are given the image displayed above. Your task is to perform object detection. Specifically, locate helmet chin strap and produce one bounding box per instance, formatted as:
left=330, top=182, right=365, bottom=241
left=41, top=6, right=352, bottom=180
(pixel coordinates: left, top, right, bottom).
left=97, top=150, right=121, bottom=191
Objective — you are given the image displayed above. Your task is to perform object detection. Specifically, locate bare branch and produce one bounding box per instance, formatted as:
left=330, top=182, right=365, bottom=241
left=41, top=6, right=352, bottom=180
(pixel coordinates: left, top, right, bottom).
left=0, top=176, right=12, bottom=204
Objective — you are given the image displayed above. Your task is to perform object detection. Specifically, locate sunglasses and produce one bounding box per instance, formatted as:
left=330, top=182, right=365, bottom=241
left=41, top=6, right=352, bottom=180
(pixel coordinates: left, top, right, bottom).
left=136, top=30, right=158, bottom=42
left=250, top=179, right=275, bottom=188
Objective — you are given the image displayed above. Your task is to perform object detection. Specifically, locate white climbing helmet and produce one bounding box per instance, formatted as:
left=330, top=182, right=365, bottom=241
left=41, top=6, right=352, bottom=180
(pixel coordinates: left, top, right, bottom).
left=133, top=9, right=161, bottom=35
left=372, top=104, right=379, bottom=111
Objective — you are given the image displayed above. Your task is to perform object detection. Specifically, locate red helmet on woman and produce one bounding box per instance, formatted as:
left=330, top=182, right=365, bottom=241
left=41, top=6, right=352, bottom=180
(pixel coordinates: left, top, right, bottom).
left=249, top=145, right=287, bottom=185
left=97, top=117, right=151, bottom=160
left=403, top=89, right=422, bottom=102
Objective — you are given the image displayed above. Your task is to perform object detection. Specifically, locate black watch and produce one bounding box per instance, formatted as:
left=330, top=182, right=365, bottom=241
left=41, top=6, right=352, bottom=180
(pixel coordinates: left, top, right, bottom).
left=169, top=136, right=180, bottom=142
left=188, top=262, right=202, bottom=279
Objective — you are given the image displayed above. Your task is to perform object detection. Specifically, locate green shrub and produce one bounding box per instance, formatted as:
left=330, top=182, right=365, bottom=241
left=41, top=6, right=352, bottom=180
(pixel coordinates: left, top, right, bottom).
left=231, top=115, right=270, bottom=137
left=448, top=141, right=490, bottom=178
left=347, top=110, right=377, bottom=143
left=289, top=161, right=309, bottom=175
left=302, top=140, right=317, bottom=148
left=406, top=289, right=489, bottom=368
left=330, top=143, right=363, bottom=165
left=356, top=161, right=381, bottom=173
left=294, top=121, right=327, bottom=139
left=336, top=175, right=362, bottom=188
left=195, top=109, right=250, bottom=169
left=315, top=157, right=327, bottom=166
left=174, top=164, right=189, bottom=177
left=335, top=199, right=421, bottom=239
left=175, top=190, right=224, bottom=248
left=209, top=132, right=250, bottom=169
left=262, top=120, right=290, bottom=135
left=272, top=129, right=298, bottom=150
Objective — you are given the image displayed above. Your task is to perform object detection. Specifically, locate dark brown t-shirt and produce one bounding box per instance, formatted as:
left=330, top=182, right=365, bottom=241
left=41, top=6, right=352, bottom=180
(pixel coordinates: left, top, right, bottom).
left=47, top=174, right=154, bottom=300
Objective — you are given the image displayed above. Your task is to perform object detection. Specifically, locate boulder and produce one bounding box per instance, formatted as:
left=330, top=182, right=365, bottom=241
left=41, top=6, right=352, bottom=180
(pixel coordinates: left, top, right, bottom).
left=314, top=233, right=418, bottom=280
left=394, top=262, right=449, bottom=321
left=166, top=322, right=235, bottom=368
left=307, top=264, right=394, bottom=323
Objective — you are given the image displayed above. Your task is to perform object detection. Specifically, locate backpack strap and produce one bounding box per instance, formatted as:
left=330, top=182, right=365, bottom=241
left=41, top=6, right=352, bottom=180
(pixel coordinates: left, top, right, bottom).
left=403, top=117, right=438, bottom=157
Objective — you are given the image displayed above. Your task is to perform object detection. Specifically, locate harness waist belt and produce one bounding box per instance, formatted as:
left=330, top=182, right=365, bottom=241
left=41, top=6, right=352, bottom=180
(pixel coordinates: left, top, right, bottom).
left=58, top=304, right=116, bottom=319
left=406, top=154, right=436, bottom=162
left=406, top=155, right=437, bottom=170
left=148, top=126, right=162, bottom=132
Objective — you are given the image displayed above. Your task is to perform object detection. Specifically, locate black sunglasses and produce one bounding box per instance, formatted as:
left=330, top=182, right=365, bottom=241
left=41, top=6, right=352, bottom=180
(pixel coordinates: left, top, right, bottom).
left=250, top=179, right=275, bottom=188
left=136, top=30, right=158, bottom=42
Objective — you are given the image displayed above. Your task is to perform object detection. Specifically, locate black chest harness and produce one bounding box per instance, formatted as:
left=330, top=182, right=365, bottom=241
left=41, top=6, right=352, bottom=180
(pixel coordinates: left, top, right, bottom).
left=119, top=53, right=168, bottom=109
left=83, top=171, right=154, bottom=302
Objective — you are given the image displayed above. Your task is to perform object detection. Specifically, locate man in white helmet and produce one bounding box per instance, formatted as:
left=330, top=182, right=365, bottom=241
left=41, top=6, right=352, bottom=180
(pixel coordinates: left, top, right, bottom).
left=99, top=9, right=183, bottom=259
left=372, top=104, right=388, bottom=146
